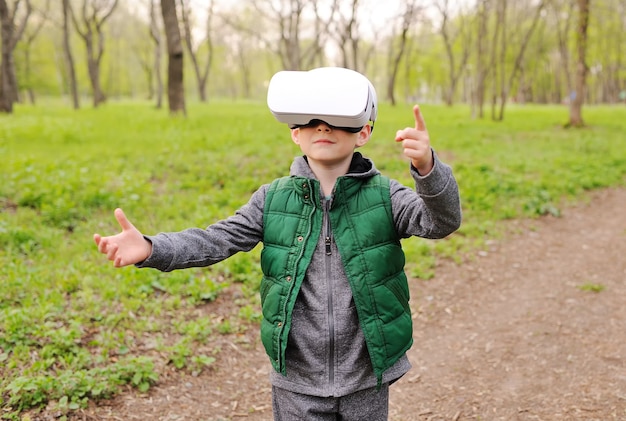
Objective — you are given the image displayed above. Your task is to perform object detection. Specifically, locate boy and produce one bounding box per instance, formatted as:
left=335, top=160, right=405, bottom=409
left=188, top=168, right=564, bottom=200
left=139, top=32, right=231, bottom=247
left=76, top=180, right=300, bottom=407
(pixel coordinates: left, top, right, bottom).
left=94, top=67, right=461, bottom=420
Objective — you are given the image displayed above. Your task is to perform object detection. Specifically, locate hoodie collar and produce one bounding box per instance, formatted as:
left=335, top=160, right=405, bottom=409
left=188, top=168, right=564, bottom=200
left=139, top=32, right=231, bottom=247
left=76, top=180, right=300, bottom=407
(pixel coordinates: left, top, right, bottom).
left=289, top=152, right=379, bottom=179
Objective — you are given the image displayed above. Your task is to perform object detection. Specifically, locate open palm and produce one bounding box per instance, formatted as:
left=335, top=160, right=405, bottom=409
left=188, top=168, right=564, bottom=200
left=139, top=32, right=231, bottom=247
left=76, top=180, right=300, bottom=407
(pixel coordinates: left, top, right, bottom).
left=93, top=208, right=152, bottom=267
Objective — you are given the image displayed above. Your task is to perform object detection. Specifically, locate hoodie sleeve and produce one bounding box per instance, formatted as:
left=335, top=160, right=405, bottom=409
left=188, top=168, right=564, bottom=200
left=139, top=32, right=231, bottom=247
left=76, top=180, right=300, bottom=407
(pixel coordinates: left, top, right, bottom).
left=136, top=185, right=268, bottom=272
left=390, top=151, right=462, bottom=239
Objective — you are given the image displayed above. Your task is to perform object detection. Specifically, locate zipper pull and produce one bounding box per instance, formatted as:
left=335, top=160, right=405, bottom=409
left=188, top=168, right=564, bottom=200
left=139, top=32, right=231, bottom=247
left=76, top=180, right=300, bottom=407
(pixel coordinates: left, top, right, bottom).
left=324, top=199, right=332, bottom=256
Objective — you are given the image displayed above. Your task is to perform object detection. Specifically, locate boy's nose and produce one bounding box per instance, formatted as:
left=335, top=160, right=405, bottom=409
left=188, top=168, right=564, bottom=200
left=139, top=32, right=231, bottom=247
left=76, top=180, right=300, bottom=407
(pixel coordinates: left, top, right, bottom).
left=315, top=121, right=332, bottom=132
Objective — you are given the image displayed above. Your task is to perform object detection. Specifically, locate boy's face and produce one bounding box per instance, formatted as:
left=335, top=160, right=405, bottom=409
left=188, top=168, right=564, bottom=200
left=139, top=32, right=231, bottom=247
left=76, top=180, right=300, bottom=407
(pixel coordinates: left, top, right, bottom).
left=291, top=120, right=371, bottom=167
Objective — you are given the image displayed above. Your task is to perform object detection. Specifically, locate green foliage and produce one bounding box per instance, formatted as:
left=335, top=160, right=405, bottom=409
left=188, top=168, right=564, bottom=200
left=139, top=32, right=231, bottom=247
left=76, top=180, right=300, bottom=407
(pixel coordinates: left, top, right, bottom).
left=162, top=338, right=216, bottom=375
left=578, top=283, right=605, bottom=293
left=239, top=305, right=263, bottom=323
left=4, top=356, right=157, bottom=412
left=1, top=101, right=625, bottom=417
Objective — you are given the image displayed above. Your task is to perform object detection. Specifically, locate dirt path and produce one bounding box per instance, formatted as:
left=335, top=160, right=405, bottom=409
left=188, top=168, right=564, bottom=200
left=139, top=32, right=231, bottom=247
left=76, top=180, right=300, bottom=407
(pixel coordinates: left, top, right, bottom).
left=80, top=187, right=626, bottom=421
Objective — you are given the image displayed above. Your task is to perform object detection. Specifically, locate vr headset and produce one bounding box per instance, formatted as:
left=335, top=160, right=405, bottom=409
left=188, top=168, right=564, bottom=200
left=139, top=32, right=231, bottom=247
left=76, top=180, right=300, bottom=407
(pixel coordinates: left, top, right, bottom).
left=267, top=67, right=377, bottom=131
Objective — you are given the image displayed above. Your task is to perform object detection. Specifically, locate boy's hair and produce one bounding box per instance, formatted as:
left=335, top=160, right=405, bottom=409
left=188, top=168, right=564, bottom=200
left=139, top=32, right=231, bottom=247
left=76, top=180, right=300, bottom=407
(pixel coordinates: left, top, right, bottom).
left=267, top=67, right=377, bottom=131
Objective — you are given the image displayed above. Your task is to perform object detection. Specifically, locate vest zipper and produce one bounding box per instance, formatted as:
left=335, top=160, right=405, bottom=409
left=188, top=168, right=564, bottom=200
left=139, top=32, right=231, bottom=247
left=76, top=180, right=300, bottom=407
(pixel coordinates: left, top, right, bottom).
left=324, top=199, right=333, bottom=257
left=324, top=199, right=335, bottom=390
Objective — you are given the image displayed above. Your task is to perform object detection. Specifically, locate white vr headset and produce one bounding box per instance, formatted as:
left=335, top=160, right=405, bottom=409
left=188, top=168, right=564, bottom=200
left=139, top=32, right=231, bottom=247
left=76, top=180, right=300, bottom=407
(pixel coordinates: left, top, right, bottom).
left=267, top=67, right=377, bottom=131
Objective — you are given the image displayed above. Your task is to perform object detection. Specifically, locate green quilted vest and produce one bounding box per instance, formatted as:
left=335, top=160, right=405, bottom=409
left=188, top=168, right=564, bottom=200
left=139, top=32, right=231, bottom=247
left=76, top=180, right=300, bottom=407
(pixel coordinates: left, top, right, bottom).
left=261, top=174, right=413, bottom=385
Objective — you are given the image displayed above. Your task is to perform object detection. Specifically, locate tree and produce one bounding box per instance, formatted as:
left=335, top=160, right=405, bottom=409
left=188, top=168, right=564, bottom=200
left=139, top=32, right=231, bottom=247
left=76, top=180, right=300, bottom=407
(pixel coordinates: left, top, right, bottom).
left=435, top=0, right=472, bottom=106
left=549, top=0, right=575, bottom=104
left=70, top=0, right=119, bottom=107
left=0, top=0, right=32, bottom=113
left=20, top=0, right=48, bottom=104
left=568, top=0, right=590, bottom=127
left=223, top=0, right=335, bottom=71
left=133, top=0, right=164, bottom=107
left=160, top=0, right=185, bottom=115
left=60, top=0, right=79, bottom=109
left=258, top=0, right=332, bottom=70
left=332, top=0, right=360, bottom=70
left=148, top=0, right=163, bottom=108
left=0, top=0, right=8, bottom=112
left=489, top=0, right=505, bottom=117
left=386, top=0, right=419, bottom=106
left=3, top=0, right=623, bottom=109
left=179, top=0, right=213, bottom=102
left=214, top=8, right=260, bottom=98
left=495, top=0, right=546, bottom=120
left=471, top=0, right=490, bottom=119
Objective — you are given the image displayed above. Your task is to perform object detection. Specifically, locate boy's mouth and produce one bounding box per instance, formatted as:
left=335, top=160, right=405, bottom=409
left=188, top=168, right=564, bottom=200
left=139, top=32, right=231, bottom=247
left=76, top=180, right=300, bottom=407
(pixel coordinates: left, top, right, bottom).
left=313, top=139, right=334, bottom=144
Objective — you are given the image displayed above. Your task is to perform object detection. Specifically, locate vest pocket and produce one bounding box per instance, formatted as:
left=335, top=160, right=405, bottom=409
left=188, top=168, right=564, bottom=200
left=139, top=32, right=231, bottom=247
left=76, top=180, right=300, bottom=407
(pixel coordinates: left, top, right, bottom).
left=260, top=275, right=276, bottom=303
left=260, top=275, right=286, bottom=322
left=260, top=276, right=286, bottom=371
left=380, top=276, right=411, bottom=317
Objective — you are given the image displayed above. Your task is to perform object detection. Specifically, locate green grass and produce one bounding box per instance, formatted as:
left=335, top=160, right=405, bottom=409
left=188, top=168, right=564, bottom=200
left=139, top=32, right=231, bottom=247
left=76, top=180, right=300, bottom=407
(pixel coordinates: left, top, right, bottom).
left=1, top=100, right=625, bottom=417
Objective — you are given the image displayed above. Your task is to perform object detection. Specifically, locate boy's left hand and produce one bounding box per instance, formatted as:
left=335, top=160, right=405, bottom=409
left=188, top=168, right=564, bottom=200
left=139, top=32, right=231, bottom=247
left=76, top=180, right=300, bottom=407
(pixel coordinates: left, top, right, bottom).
left=395, top=104, right=434, bottom=175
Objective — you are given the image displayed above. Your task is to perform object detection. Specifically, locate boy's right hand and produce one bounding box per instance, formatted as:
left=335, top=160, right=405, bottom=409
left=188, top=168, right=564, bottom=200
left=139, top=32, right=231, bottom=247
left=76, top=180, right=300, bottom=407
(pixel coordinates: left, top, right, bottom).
left=395, top=104, right=434, bottom=175
left=94, top=208, right=152, bottom=268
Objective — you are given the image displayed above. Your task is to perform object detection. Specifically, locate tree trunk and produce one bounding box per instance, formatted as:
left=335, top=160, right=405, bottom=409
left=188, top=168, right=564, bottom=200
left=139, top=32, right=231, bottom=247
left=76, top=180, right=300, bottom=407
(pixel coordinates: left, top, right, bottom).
left=149, top=0, right=163, bottom=109
left=0, top=0, right=31, bottom=112
left=568, top=0, right=590, bottom=127
left=161, top=0, right=185, bottom=115
left=6, top=47, right=18, bottom=104
left=496, top=0, right=545, bottom=121
left=438, top=0, right=471, bottom=107
left=335, top=0, right=359, bottom=70
left=24, top=48, right=35, bottom=104
left=236, top=41, right=251, bottom=98
left=179, top=0, right=213, bottom=102
left=0, top=0, right=12, bottom=112
left=387, top=25, right=409, bottom=107
left=386, top=0, right=415, bottom=106
left=22, top=0, right=50, bottom=105
left=62, top=0, right=79, bottom=109
left=554, top=0, right=574, bottom=105
left=69, top=0, right=117, bottom=108
left=472, top=0, right=489, bottom=119
left=86, top=39, right=106, bottom=107
left=489, top=0, right=504, bottom=119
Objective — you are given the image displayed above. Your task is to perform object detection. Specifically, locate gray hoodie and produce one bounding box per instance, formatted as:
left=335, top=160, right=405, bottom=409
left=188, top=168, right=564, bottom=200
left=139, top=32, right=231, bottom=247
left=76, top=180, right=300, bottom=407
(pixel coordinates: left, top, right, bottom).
left=138, top=152, right=461, bottom=398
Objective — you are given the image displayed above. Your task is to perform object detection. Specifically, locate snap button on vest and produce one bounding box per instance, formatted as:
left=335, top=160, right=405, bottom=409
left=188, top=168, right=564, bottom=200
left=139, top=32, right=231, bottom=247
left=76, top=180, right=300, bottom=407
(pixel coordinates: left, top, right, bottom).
left=297, top=236, right=304, bottom=242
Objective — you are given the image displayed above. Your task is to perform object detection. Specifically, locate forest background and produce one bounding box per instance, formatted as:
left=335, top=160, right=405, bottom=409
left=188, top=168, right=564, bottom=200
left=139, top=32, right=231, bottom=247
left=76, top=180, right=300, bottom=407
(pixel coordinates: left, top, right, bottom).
left=0, top=0, right=623, bottom=120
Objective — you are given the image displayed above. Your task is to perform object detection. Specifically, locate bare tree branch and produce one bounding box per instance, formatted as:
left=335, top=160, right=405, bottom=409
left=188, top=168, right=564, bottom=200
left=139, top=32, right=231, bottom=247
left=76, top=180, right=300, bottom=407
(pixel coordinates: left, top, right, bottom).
left=69, top=0, right=119, bottom=106
left=496, top=0, right=546, bottom=120
left=436, top=0, right=472, bottom=106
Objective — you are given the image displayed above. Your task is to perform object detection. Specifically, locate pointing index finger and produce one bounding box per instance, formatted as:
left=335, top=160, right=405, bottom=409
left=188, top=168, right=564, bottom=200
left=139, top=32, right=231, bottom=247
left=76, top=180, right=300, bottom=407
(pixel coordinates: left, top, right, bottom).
left=413, top=104, right=427, bottom=131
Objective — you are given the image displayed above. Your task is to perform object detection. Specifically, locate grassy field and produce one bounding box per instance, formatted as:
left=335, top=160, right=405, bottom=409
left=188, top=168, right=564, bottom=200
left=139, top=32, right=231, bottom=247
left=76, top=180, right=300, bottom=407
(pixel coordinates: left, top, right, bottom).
left=1, top=100, right=625, bottom=418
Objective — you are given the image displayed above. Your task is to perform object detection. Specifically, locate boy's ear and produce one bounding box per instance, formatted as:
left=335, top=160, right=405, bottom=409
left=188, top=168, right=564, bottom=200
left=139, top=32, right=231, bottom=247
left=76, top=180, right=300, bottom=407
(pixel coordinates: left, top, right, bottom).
left=290, top=128, right=301, bottom=145
left=355, top=124, right=371, bottom=148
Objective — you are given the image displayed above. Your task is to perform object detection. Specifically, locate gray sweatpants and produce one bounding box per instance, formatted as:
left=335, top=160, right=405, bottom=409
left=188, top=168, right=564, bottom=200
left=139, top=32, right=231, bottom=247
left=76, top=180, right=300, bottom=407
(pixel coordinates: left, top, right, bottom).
left=271, top=384, right=389, bottom=421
